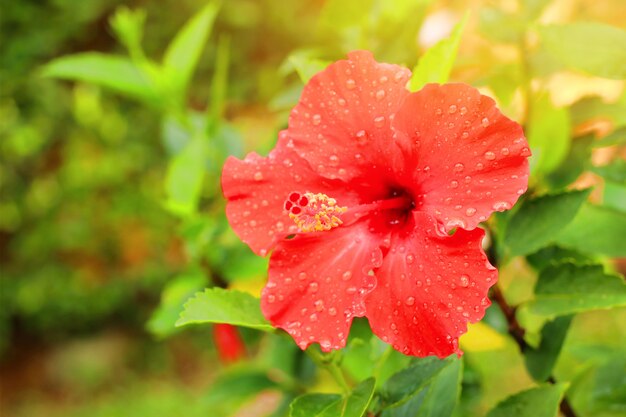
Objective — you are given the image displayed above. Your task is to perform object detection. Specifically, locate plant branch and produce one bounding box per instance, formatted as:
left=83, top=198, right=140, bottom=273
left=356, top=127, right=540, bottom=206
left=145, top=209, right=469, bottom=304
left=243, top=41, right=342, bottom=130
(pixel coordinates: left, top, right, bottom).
left=306, top=348, right=350, bottom=394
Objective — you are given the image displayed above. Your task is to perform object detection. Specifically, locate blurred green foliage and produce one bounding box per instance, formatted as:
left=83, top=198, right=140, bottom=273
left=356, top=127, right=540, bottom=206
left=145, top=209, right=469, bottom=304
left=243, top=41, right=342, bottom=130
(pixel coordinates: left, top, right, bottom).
left=2, top=0, right=626, bottom=416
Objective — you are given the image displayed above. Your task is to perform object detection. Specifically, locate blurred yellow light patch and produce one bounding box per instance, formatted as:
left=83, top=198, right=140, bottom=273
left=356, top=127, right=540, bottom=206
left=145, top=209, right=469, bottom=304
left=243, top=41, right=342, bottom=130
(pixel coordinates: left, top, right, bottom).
left=460, top=322, right=508, bottom=352
left=229, top=277, right=266, bottom=298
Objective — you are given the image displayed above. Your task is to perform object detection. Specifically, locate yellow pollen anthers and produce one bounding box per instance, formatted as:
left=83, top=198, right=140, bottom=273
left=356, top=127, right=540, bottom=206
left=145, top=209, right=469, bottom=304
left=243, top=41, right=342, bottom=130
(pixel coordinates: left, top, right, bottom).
left=284, top=192, right=347, bottom=233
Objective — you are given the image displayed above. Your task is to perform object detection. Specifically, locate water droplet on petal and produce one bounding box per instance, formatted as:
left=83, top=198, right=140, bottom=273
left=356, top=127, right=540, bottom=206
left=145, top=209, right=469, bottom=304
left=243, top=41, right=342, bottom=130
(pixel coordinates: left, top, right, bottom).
left=267, top=294, right=276, bottom=303
left=328, top=307, right=337, bottom=316
left=374, top=116, right=385, bottom=127
left=501, top=147, right=510, bottom=155
left=484, top=151, right=496, bottom=160
left=337, top=98, right=346, bottom=106
left=454, top=163, right=464, bottom=172
left=460, top=275, right=470, bottom=287
left=355, top=130, right=368, bottom=145
left=314, top=300, right=324, bottom=312
left=342, top=271, right=352, bottom=281
left=394, top=71, right=405, bottom=82
left=521, top=147, right=531, bottom=156
left=481, top=117, right=490, bottom=127
left=376, top=89, right=386, bottom=100
left=254, top=171, right=263, bottom=181
left=346, top=79, right=356, bottom=89
left=449, top=105, right=457, bottom=114
left=450, top=180, right=459, bottom=188
left=406, top=254, right=415, bottom=264
left=405, top=296, right=415, bottom=306
left=459, top=106, right=468, bottom=115
left=309, top=282, right=319, bottom=292
left=465, top=207, right=476, bottom=217
left=312, top=114, right=321, bottom=125
left=493, top=201, right=511, bottom=211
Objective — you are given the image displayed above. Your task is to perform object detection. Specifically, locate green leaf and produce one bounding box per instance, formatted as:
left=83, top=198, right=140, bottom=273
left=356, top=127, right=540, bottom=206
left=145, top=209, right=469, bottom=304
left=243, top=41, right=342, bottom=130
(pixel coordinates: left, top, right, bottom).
left=410, top=12, right=468, bottom=91
left=526, top=246, right=593, bottom=272
left=592, top=159, right=626, bottom=185
left=545, top=135, right=593, bottom=190
left=538, top=22, right=626, bottom=80
left=383, top=357, right=462, bottom=417
left=109, top=7, right=146, bottom=57
left=569, top=352, right=626, bottom=417
left=163, top=1, right=220, bottom=94
left=146, top=270, right=208, bottom=338
left=527, top=93, right=571, bottom=175
left=164, top=137, right=206, bottom=216
left=486, top=384, right=567, bottom=417
left=524, top=315, right=573, bottom=382
left=382, top=356, right=459, bottom=408
left=41, top=53, right=159, bottom=103
left=521, top=0, right=551, bottom=20
left=571, top=94, right=626, bottom=129
left=525, top=263, right=626, bottom=319
left=288, top=54, right=331, bottom=84
left=207, top=35, right=230, bottom=130
left=503, top=188, right=591, bottom=257
left=176, top=287, right=274, bottom=331
left=318, top=378, right=376, bottom=417
left=555, top=204, right=626, bottom=257
left=290, top=394, right=342, bottom=417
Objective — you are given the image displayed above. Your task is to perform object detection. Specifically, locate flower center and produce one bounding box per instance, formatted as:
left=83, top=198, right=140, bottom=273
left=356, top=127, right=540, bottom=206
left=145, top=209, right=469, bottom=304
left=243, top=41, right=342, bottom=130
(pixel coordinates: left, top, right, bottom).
left=284, top=192, right=348, bottom=233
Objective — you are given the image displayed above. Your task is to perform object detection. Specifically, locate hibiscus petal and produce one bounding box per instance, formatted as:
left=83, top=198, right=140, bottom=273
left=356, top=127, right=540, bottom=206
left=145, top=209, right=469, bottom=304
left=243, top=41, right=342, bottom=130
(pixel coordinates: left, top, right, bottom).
left=262, top=221, right=383, bottom=351
left=285, top=50, right=411, bottom=182
left=222, top=140, right=360, bottom=256
left=392, top=83, right=530, bottom=231
left=365, top=212, right=496, bottom=358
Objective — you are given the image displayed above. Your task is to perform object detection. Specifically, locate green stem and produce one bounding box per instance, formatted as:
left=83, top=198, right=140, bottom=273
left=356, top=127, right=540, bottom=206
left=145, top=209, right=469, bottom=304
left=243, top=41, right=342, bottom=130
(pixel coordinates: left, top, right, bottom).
left=306, top=348, right=351, bottom=394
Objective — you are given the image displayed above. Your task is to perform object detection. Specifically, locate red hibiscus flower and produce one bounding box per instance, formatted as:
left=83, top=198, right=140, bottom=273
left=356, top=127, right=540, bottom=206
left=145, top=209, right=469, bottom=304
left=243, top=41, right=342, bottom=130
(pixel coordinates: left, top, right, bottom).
left=221, top=51, right=529, bottom=358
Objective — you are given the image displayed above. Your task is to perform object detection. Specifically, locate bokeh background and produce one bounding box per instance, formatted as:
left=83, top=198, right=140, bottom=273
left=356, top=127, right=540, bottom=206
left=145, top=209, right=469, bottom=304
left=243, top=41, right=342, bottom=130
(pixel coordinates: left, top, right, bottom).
left=1, top=0, right=624, bottom=416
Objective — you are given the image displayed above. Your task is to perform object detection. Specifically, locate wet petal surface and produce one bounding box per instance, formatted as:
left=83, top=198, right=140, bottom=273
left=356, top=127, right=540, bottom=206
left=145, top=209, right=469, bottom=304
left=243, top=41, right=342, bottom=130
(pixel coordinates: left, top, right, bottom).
left=365, top=212, right=496, bottom=358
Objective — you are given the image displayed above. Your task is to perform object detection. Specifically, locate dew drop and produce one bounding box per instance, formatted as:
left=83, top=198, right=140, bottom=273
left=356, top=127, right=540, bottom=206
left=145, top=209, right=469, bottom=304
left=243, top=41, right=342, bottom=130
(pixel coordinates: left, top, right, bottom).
left=493, top=201, right=511, bottom=211
left=312, top=114, right=321, bottom=126
left=346, top=286, right=358, bottom=294
left=374, top=116, right=385, bottom=127
left=375, top=89, right=386, bottom=100
left=501, top=147, right=510, bottom=156
left=484, top=151, right=496, bottom=160
left=310, top=313, right=318, bottom=322
left=355, top=130, right=368, bottom=145
left=328, top=307, right=337, bottom=316
left=309, top=282, right=319, bottom=292
left=476, top=162, right=484, bottom=170
left=448, top=105, right=457, bottom=114
left=406, top=254, right=415, bottom=264
left=314, top=300, right=324, bottom=312
left=267, top=294, right=276, bottom=303
left=342, top=271, right=352, bottom=281
left=435, top=108, right=443, bottom=115
left=254, top=171, right=264, bottom=181
left=465, top=207, right=476, bottom=217
left=450, top=180, right=459, bottom=188
left=346, top=79, right=356, bottom=89
left=461, top=131, right=469, bottom=138
left=481, top=117, right=490, bottom=127
left=380, top=75, right=389, bottom=84
left=460, top=275, right=470, bottom=287
left=329, top=154, right=339, bottom=165
left=520, top=147, right=531, bottom=156
left=459, top=106, right=468, bottom=115
left=454, top=163, right=464, bottom=172
left=337, top=98, right=346, bottom=106
left=394, top=71, right=405, bottom=82
left=405, top=296, right=415, bottom=306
